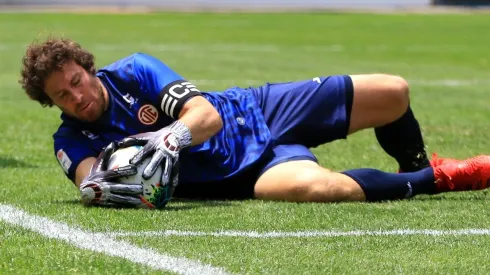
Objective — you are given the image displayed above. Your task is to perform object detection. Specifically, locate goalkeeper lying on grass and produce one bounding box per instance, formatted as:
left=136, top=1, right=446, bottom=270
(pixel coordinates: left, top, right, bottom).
left=19, top=36, right=490, bottom=208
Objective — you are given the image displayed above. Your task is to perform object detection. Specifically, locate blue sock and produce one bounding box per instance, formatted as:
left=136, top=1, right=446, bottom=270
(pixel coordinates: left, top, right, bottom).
left=341, top=167, right=437, bottom=201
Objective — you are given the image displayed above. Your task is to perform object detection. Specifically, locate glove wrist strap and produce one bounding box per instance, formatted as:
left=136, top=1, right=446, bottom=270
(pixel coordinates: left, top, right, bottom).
left=168, top=120, right=192, bottom=149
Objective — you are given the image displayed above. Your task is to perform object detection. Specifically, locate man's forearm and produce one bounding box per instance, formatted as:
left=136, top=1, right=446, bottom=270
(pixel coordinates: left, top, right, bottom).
left=178, top=97, right=223, bottom=146
left=75, top=157, right=97, bottom=187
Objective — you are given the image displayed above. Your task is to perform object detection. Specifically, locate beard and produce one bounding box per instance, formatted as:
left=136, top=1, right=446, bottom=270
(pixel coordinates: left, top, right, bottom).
left=96, top=78, right=108, bottom=112
left=61, top=75, right=108, bottom=122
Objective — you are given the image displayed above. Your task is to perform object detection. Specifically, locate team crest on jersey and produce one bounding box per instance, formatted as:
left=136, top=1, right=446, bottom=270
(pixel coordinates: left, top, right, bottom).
left=56, top=149, right=72, bottom=174
left=138, top=104, right=159, bottom=125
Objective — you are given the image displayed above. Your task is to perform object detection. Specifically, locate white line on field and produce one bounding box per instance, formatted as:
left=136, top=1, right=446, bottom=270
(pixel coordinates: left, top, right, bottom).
left=109, top=228, right=490, bottom=238
left=0, top=204, right=232, bottom=275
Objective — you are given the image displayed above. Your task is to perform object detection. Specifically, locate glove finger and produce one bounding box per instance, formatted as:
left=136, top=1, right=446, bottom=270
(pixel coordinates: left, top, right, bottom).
left=117, top=137, right=148, bottom=148
left=108, top=194, right=143, bottom=206
left=170, top=160, right=180, bottom=187
left=142, top=150, right=165, bottom=180
left=91, top=141, right=121, bottom=174
left=109, top=183, right=143, bottom=195
left=100, top=142, right=119, bottom=170
left=130, top=145, right=155, bottom=165
left=100, top=165, right=138, bottom=181
left=160, top=157, right=174, bottom=187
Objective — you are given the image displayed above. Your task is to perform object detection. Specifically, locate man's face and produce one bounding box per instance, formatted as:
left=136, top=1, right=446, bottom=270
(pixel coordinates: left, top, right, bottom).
left=44, top=61, right=106, bottom=122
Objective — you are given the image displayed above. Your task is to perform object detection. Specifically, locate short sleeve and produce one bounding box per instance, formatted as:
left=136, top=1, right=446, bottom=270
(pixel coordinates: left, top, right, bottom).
left=53, top=127, right=99, bottom=183
left=132, top=53, right=202, bottom=118
left=132, top=53, right=184, bottom=98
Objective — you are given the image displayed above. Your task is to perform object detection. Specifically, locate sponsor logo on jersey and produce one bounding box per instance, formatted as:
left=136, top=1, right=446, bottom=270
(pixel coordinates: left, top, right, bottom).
left=122, top=93, right=138, bottom=108
left=56, top=149, right=72, bottom=174
left=82, top=130, right=99, bottom=140
left=138, top=104, right=159, bottom=125
left=236, top=117, right=245, bottom=125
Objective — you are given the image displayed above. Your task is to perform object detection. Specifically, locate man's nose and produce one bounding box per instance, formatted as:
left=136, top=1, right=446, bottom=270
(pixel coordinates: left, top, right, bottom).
left=72, top=90, right=83, bottom=103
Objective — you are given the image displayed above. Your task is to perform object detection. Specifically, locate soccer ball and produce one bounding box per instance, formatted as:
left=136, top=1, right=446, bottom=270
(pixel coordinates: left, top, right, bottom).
left=107, top=145, right=167, bottom=209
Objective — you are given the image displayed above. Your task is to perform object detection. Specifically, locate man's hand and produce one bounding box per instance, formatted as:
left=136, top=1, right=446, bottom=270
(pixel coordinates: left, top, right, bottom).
left=79, top=142, right=144, bottom=207
left=126, top=120, right=192, bottom=188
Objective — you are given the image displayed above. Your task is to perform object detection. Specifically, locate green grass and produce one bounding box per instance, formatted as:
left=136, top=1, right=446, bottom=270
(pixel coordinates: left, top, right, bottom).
left=0, top=224, right=163, bottom=275
left=1, top=12, right=490, bottom=275
left=128, top=234, right=490, bottom=274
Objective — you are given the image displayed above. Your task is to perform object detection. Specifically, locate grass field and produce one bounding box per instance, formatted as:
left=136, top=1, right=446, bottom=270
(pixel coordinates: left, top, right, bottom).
left=1, top=11, right=490, bottom=275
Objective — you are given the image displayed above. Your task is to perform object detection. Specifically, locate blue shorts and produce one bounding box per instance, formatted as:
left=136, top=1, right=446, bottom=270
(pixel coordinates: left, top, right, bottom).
left=251, top=75, right=354, bottom=175
left=173, top=75, right=353, bottom=200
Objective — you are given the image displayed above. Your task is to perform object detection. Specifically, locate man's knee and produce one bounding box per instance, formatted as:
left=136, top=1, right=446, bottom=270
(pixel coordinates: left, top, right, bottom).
left=348, top=74, right=411, bottom=132
left=290, top=169, right=364, bottom=202
left=254, top=161, right=366, bottom=202
left=385, top=74, right=410, bottom=113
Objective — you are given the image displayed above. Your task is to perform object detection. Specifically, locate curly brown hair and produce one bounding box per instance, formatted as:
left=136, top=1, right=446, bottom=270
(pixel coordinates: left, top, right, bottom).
left=19, top=37, right=97, bottom=107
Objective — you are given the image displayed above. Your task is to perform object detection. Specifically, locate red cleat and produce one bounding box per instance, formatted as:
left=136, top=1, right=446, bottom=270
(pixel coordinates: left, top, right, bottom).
left=434, top=155, right=490, bottom=192
left=430, top=153, right=458, bottom=167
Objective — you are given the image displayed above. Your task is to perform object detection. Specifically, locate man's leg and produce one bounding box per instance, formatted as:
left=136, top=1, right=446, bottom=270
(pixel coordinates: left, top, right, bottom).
left=251, top=74, right=490, bottom=202
left=254, top=159, right=439, bottom=202
left=255, top=157, right=490, bottom=203
left=347, top=74, right=430, bottom=172
left=253, top=144, right=436, bottom=202
left=255, top=160, right=366, bottom=202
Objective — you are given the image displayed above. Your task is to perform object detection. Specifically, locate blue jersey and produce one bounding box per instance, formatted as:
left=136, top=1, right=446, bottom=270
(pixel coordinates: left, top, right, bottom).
left=54, top=53, right=272, bottom=184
